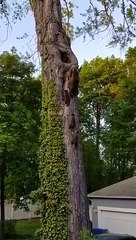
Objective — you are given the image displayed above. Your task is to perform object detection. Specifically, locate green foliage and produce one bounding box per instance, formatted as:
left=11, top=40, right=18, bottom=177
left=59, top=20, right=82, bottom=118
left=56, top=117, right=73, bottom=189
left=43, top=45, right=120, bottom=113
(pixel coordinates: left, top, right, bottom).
left=4, top=221, right=16, bottom=238
left=79, top=50, right=136, bottom=189
left=80, top=228, right=91, bottom=240
left=82, top=139, right=105, bottom=192
left=15, top=219, right=40, bottom=239
left=102, top=48, right=136, bottom=182
left=38, top=78, right=68, bottom=240
left=1, top=219, right=40, bottom=239
left=0, top=48, right=41, bottom=205
left=79, top=56, right=124, bottom=191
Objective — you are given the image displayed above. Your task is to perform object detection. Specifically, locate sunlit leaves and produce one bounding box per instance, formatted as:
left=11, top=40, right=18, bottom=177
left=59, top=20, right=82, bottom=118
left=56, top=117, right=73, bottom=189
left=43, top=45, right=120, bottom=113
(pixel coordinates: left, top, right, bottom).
left=79, top=49, right=136, bottom=188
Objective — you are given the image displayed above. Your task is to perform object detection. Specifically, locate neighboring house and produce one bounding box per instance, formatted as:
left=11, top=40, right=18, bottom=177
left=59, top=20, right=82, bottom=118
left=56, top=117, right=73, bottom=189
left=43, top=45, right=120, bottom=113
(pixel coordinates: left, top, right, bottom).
left=0, top=201, right=39, bottom=220
left=88, top=176, right=136, bottom=237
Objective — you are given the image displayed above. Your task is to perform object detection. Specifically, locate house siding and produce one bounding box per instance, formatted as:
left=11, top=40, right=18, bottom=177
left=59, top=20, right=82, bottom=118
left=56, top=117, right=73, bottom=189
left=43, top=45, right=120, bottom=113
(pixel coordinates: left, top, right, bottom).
left=90, top=198, right=136, bottom=228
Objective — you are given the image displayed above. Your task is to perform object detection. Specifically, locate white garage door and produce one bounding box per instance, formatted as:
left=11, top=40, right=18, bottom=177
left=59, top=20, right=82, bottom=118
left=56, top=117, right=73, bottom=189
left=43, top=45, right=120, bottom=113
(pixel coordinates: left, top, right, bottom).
left=98, top=206, right=136, bottom=237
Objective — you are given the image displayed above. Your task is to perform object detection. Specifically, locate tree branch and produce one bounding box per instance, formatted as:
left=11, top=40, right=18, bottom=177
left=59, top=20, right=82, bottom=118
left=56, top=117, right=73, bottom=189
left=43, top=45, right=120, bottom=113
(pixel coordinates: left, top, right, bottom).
left=122, top=0, right=136, bottom=38
left=4, top=181, right=14, bottom=188
left=63, top=0, right=70, bottom=26
left=129, top=0, right=136, bottom=7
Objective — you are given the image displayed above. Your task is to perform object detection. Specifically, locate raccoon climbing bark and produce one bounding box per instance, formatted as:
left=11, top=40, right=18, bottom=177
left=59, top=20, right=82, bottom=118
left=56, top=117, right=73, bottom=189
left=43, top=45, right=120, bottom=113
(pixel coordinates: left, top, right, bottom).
left=30, top=0, right=90, bottom=239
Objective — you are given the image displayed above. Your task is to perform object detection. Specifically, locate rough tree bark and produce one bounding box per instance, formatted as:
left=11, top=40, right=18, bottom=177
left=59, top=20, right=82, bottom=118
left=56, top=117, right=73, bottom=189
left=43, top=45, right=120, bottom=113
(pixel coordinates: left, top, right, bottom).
left=30, top=0, right=90, bottom=239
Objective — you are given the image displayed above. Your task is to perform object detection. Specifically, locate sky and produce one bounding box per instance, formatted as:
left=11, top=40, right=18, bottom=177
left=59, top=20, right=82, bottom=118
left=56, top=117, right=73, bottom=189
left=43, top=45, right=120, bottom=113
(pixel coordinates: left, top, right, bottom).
left=0, top=0, right=133, bottom=68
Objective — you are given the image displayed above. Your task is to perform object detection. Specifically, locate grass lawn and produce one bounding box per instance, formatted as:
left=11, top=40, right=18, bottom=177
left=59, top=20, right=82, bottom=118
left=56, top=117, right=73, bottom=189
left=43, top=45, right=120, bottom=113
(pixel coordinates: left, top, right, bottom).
left=5, top=218, right=41, bottom=239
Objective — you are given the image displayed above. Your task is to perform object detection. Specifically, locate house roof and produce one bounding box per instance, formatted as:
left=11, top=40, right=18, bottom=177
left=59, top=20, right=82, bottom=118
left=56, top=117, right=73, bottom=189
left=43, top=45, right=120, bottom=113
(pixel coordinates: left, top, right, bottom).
left=88, top=176, right=136, bottom=199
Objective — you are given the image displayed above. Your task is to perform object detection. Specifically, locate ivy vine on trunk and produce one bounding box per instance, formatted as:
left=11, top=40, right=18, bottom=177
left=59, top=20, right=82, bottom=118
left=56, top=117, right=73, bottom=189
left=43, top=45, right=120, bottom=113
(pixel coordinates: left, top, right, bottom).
left=30, top=0, right=90, bottom=239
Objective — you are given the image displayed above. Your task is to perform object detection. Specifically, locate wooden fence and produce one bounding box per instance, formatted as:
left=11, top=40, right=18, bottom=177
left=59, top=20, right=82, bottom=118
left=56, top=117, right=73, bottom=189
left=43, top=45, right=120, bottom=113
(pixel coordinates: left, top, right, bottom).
left=0, top=201, right=39, bottom=220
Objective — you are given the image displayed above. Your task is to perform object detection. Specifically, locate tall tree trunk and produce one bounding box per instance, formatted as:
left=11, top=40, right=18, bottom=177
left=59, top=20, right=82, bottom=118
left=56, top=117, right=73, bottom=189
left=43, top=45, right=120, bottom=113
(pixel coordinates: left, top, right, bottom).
left=30, top=0, right=90, bottom=239
left=0, top=160, right=5, bottom=239
left=96, top=103, right=101, bottom=163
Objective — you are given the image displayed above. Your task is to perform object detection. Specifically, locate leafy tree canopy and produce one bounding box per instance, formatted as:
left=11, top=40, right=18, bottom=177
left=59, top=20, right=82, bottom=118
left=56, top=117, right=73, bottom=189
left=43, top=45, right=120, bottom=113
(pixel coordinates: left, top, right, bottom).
left=79, top=48, right=136, bottom=191
left=0, top=48, right=41, bottom=206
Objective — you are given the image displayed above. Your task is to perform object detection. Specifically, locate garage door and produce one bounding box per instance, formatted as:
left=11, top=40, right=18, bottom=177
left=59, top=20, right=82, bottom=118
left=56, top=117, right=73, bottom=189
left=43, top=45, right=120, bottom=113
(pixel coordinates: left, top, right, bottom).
left=98, top=206, right=136, bottom=237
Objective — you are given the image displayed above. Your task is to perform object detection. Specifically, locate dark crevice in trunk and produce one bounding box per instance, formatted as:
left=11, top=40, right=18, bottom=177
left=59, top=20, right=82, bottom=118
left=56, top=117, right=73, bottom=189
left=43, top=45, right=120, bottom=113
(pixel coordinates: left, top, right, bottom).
left=60, top=51, right=71, bottom=63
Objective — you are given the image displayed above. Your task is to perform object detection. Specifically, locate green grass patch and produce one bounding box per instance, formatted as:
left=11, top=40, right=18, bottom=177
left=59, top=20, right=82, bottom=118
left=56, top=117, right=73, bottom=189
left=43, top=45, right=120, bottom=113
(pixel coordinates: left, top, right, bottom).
left=15, top=218, right=40, bottom=236
left=5, top=218, right=40, bottom=239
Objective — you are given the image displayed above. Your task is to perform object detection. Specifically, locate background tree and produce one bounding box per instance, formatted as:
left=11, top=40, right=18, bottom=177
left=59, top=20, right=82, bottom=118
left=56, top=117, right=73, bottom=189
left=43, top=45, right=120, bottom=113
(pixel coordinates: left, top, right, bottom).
left=79, top=56, right=124, bottom=191
left=0, top=49, right=41, bottom=238
left=79, top=52, right=136, bottom=191
left=103, top=47, right=136, bottom=183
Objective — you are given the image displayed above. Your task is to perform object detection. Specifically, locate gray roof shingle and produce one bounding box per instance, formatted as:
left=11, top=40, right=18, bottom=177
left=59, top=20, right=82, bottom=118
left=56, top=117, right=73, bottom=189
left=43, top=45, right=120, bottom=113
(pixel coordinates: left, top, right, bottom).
left=88, top=176, right=136, bottom=198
